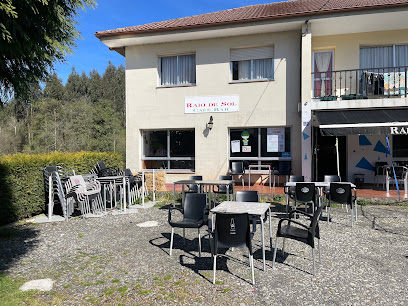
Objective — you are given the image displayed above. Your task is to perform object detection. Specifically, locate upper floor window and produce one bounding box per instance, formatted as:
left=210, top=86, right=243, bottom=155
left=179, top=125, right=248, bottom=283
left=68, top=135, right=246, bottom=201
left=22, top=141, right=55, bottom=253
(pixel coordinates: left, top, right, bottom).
left=231, top=46, right=274, bottom=82
left=159, top=54, right=196, bottom=86
left=360, top=45, right=408, bottom=69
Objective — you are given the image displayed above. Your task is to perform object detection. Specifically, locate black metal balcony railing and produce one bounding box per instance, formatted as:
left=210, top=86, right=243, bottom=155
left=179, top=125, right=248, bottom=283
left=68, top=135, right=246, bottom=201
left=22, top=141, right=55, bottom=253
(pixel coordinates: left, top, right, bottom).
left=312, top=66, right=408, bottom=100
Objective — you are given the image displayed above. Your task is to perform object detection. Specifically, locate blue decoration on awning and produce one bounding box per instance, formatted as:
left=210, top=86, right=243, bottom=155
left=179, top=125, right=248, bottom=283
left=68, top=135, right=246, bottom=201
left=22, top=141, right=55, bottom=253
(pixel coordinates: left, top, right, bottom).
left=303, top=132, right=310, bottom=140
left=356, top=157, right=375, bottom=171
left=373, top=140, right=388, bottom=154
left=359, top=135, right=372, bottom=146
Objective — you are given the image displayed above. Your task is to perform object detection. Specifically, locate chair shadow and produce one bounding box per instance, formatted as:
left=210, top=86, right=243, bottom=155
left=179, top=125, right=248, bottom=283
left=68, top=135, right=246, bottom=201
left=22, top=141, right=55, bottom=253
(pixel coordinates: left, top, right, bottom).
left=271, top=249, right=315, bottom=275
left=149, top=232, right=261, bottom=285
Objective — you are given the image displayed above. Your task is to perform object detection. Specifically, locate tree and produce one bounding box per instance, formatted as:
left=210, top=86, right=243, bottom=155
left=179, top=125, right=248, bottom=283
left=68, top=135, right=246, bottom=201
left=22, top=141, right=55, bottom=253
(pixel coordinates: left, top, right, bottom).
left=43, top=73, right=65, bottom=101
left=0, top=0, right=96, bottom=105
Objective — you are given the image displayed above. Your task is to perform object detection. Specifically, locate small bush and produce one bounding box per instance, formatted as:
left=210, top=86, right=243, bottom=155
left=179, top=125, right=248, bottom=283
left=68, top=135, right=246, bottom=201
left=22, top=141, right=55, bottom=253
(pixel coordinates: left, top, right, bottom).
left=0, top=151, right=122, bottom=226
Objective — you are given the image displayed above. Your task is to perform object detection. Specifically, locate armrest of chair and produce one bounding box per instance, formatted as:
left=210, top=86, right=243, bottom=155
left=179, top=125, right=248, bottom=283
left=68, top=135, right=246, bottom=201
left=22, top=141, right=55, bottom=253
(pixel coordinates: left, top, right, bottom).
left=277, top=218, right=309, bottom=234
left=168, top=207, right=184, bottom=222
left=288, top=209, right=313, bottom=219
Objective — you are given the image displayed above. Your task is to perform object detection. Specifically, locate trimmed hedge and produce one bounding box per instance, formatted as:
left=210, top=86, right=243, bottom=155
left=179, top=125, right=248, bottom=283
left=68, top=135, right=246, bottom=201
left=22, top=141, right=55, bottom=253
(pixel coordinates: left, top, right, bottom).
left=0, top=151, right=123, bottom=226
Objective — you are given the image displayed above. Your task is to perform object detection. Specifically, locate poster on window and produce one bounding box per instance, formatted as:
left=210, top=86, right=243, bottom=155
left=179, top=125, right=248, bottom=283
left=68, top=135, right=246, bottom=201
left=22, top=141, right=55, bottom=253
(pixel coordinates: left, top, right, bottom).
left=242, top=146, right=251, bottom=153
left=231, top=140, right=240, bottom=153
left=267, top=128, right=285, bottom=152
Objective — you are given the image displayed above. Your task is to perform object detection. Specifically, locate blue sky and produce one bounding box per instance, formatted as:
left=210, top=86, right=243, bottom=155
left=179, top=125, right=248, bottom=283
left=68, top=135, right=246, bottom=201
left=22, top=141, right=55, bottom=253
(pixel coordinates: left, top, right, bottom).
left=54, top=0, right=278, bottom=84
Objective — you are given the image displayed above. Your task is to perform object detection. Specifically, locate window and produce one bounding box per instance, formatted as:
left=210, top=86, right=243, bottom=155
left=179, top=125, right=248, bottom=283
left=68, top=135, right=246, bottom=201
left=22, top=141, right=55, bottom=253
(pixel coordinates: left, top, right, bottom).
left=231, top=46, right=274, bottom=81
left=313, top=50, right=334, bottom=97
left=229, top=127, right=290, bottom=170
left=159, top=54, right=196, bottom=86
left=360, top=45, right=408, bottom=69
left=393, top=135, right=408, bottom=158
left=142, top=129, right=195, bottom=170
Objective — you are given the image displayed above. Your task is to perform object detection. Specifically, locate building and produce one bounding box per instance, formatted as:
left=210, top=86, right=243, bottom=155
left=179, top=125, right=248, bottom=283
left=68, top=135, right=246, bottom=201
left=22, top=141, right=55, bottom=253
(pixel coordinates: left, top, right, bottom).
left=96, top=0, right=408, bottom=185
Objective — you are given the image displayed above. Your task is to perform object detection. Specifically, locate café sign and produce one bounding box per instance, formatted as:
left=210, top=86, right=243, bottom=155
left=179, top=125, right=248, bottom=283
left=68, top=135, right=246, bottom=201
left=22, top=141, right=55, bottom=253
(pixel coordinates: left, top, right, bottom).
left=185, top=95, right=239, bottom=114
left=390, top=126, right=408, bottom=135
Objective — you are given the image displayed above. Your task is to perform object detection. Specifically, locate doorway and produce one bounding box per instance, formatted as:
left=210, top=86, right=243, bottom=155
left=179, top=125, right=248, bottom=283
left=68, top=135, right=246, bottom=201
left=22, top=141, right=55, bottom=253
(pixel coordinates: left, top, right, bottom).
left=313, top=127, right=347, bottom=181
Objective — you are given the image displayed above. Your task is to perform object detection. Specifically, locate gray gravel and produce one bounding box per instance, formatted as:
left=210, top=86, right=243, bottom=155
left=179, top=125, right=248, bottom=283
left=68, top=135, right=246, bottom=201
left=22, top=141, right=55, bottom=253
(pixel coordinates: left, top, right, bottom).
left=1, top=203, right=408, bottom=305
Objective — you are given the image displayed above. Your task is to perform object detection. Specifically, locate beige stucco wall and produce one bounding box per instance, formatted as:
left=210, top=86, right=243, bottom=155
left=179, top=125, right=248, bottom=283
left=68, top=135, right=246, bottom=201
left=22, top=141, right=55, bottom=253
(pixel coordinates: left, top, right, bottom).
left=125, top=31, right=301, bottom=182
left=312, top=29, right=408, bottom=71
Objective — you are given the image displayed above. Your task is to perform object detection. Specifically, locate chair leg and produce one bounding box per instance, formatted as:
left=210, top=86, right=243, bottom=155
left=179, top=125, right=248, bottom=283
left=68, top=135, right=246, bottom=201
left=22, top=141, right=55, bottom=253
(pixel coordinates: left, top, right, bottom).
left=272, top=237, right=279, bottom=269
left=312, top=248, right=316, bottom=276
left=213, top=255, right=217, bottom=284
left=198, top=228, right=201, bottom=258
left=183, top=228, right=185, bottom=245
left=170, top=228, right=174, bottom=256
left=350, top=206, right=354, bottom=227
left=250, top=253, right=255, bottom=285
left=318, top=239, right=321, bottom=264
left=327, top=206, right=331, bottom=224
left=282, top=237, right=286, bottom=255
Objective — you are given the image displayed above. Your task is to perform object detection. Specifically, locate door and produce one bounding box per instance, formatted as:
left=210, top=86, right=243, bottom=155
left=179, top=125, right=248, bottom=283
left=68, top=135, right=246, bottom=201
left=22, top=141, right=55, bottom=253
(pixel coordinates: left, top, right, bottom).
left=313, top=50, right=334, bottom=98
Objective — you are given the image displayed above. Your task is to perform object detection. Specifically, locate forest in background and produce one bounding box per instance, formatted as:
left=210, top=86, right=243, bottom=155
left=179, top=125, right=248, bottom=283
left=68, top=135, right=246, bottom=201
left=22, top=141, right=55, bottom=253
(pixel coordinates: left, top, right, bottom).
left=0, top=62, right=126, bottom=161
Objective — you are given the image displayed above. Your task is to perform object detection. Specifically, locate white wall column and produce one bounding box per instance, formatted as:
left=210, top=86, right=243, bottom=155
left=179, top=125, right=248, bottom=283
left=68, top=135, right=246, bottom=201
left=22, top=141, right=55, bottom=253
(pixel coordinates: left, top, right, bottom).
left=301, top=22, right=313, bottom=181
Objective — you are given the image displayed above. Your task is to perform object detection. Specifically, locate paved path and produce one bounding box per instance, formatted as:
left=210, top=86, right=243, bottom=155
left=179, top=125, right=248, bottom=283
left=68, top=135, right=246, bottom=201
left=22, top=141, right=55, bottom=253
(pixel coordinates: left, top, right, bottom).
left=1, top=203, right=407, bottom=304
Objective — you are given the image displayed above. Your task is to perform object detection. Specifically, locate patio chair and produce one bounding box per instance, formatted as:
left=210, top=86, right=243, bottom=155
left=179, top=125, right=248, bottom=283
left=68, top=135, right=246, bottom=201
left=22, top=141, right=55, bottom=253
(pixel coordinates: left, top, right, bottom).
left=328, top=183, right=357, bottom=226
left=91, top=161, right=120, bottom=177
left=235, top=190, right=259, bottom=202
left=65, top=175, right=104, bottom=216
left=229, top=161, right=245, bottom=186
left=374, top=162, right=388, bottom=188
left=275, top=161, right=291, bottom=186
left=284, top=175, right=304, bottom=206
left=294, top=182, right=318, bottom=213
left=186, top=175, right=203, bottom=193
left=168, top=193, right=207, bottom=257
left=386, top=166, right=408, bottom=196
left=322, top=175, right=340, bottom=205
left=211, top=212, right=255, bottom=285
left=44, top=166, right=76, bottom=219
left=272, top=205, right=323, bottom=276
left=213, top=175, right=233, bottom=203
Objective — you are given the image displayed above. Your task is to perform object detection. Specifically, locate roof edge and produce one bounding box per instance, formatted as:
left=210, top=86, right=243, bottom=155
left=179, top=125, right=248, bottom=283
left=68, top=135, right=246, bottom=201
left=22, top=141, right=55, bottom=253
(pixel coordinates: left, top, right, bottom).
left=95, top=3, right=408, bottom=39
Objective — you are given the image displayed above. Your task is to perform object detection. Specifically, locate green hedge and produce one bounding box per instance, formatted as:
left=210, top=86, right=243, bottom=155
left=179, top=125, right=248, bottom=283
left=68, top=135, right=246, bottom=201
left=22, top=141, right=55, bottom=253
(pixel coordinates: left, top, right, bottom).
left=0, top=151, right=123, bottom=226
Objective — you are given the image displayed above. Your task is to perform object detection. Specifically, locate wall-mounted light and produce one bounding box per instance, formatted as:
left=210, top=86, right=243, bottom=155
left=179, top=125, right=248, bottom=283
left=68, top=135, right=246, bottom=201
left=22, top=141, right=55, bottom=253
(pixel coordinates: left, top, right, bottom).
left=207, top=116, right=214, bottom=130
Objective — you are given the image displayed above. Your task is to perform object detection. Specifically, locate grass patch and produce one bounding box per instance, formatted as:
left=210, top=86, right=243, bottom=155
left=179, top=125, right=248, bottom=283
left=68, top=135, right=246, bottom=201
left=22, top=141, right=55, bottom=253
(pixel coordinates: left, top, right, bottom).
left=0, top=273, right=39, bottom=305
left=112, top=279, right=120, bottom=283
left=117, top=286, right=128, bottom=293
left=102, top=288, right=115, bottom=296
left=77, top=234, right=84, bottom=238
left=138, top=289, right=150, bottom=295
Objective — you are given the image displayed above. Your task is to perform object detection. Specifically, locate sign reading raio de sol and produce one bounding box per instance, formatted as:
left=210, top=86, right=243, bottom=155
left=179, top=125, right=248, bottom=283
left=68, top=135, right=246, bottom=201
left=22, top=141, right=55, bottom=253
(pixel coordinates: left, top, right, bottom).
left=185, top=95, right=239, bottom=114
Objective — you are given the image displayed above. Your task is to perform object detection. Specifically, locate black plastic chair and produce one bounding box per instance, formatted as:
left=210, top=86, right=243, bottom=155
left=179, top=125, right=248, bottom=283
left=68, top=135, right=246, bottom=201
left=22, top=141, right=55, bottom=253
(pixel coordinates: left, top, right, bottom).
left=211, top=213, right=255, bottom=285
left=168, top=193, right=207, bottom=257
left=213, top=175, right=233, bottom=202
left=276, top=161, right=292, bottom=186
left=272, top=206, right=323, bottom=276
left=284, top=175, right=304, bottom=206
left=186, top=175, right=202, bottom=193
left=235, top=190, right=259, bottom=202
left=322, top=175, right=340, bottom=204
left=230, top=161, right=245, bottom=186
left=93, top=161, right=120, bottom=177
left=294, top=182, right=317, bottom=213
left=328, top=183, right=357, bottom=226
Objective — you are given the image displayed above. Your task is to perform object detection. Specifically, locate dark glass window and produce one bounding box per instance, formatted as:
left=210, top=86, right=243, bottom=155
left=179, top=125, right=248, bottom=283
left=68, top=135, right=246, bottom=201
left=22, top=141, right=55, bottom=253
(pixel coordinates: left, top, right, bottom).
left=393, top=135, right=408, bottom=157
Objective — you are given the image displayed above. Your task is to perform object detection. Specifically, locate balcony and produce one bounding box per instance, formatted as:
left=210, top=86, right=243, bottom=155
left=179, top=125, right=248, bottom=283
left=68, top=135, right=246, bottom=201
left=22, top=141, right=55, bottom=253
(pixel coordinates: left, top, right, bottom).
left=312, top=66, right=408, bottom=101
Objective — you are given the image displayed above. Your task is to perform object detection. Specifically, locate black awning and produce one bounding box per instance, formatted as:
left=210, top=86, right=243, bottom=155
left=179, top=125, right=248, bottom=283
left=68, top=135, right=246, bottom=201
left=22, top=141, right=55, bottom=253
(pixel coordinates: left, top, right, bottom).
left=314, top=108, right=408, bottom=136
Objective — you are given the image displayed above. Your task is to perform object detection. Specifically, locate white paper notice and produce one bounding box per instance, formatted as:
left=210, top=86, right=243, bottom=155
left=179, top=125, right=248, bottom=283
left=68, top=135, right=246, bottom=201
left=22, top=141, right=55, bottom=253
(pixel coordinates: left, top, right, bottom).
left=267, top=128, right=285, bottom=152
left=242, top=146, right=251, bottom=153
left=231, top=140, right=240, bottom=153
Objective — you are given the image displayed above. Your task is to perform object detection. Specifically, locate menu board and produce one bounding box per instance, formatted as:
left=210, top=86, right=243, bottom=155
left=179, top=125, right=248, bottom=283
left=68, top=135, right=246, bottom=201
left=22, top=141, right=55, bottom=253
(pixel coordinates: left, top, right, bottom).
left=267, top=128, right=285, bottom=152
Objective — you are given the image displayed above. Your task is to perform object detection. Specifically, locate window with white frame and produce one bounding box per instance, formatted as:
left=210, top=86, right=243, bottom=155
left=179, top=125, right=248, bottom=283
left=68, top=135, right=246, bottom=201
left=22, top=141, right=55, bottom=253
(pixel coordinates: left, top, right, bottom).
left=159, top=54, right=196, bottom=86
left=231, top=46, right=274, bottom=81
left=229, top=127, right=290, bottom=170
left=360, top=45, right=408, bottom=68
left=142, top=129, right=195, bottom=170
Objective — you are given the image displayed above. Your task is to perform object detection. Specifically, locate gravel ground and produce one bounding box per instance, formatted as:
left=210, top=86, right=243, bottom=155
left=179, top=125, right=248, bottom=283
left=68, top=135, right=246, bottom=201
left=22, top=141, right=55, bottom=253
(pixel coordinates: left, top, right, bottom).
left=1, top=203, right=408, bottom=305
